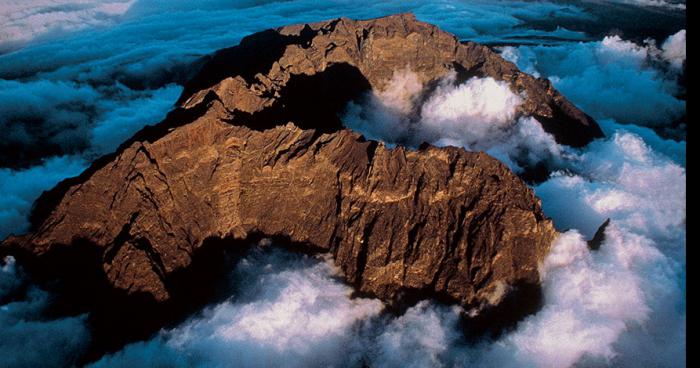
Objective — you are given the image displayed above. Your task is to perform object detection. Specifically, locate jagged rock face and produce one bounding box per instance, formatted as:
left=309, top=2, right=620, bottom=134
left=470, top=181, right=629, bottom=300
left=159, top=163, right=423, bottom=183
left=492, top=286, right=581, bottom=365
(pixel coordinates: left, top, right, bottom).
left=6, top=101, right=556, bottom=308
left=180, top=13, right=603, bottom=147
left=2, top=14, right=573, bottom=315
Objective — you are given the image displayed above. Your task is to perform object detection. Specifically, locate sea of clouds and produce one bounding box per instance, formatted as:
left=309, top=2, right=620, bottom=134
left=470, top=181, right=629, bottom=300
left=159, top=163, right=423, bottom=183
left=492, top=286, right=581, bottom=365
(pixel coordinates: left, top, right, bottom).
left=0, top=0, right=686, bottom=367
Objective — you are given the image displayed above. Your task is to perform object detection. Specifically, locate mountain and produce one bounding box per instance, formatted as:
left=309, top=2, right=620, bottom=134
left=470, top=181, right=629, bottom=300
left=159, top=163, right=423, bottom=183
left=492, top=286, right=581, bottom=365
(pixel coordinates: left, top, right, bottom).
left=1, top=13, right=602, bottom=355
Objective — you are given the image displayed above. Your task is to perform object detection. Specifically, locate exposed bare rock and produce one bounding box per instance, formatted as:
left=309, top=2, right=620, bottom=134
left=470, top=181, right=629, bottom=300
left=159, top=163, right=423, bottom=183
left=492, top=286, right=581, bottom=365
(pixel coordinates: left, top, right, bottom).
left=3, top=95, right=556, bottom=306
left=0, top=14, right=574, bottom=351
left=588, top=218, right=611, bottom=251
left=180, top=13, right=603, bottom=147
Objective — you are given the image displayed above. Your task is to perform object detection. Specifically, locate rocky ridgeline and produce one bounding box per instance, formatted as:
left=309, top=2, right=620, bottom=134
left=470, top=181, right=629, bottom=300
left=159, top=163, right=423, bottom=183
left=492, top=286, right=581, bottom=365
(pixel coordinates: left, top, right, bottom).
left=1, top=13, right=603, bottom=356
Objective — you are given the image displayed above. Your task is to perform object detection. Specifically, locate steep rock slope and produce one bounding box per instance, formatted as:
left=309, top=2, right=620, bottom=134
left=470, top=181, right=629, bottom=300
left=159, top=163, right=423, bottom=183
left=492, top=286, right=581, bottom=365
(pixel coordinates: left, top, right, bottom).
left=1, top=14, right=590, bottom=326
left=180, top=13, right=603, bottom=147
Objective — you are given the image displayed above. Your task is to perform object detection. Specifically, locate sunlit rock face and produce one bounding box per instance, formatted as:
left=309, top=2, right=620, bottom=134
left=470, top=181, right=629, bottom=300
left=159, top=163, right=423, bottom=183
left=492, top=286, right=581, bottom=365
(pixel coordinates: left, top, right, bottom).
left=1, top=13, right=607, bottom=351
left=181, top=13, right=603, bottom=147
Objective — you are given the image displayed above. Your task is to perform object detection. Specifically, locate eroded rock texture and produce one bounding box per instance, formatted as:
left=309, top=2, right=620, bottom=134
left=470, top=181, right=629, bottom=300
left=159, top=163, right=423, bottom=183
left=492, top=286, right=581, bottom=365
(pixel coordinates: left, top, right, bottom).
left=180, top=13, right=603, bottom=147
left=1, top=14, right=587, bottom=322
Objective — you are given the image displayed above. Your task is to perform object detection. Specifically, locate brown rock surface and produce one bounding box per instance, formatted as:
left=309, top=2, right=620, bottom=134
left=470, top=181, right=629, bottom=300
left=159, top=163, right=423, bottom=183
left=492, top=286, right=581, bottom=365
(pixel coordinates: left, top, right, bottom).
left=1, top=14, right=570, bottom=316
left=180, top=13, right=603, bottom=147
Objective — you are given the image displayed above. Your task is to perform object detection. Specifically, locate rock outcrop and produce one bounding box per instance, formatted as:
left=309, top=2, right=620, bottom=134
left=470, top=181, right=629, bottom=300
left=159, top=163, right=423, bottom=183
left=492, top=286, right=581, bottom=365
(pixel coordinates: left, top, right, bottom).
left=179, top=13, right=603, bottom=147
left=0, top=14, right=589, bottom=336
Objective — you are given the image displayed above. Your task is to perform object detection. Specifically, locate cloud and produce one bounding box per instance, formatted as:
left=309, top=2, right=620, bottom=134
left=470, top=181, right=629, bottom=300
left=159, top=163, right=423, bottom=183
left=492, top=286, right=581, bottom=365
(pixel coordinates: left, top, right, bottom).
left=0, top=2, right=686, bottom=367
left=344, top=72, right=562, bottom=173
left=498, top=32, right=686, bottom=128
left=1, top=256, right=90, bottom=368
left=0, top=79, right=97, bottom=167
left=522, top=117, right=685, bottom=368
left=89, top=83, right=181, bottom=154
left=0, top=0, right=135, bottom=53
left=0, top=0, right=593, bottom=171
left=535, top=130, right=686, bottom=253
left=605, top=0, right=685, bottom=10
left=478, top=224, right=681, bottom=368
left=421, top=76, right=523, bottom=146
left=0, top=155, right=87, bottom=238
left=90, top=248, right=384, bottom=368
left=661, top=29, right=686, bottom=70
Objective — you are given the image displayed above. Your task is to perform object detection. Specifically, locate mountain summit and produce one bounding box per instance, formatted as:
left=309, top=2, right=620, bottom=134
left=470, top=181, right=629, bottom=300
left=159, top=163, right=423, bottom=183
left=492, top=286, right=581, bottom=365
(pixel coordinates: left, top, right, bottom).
left=2, top=13, right=602, bottom=354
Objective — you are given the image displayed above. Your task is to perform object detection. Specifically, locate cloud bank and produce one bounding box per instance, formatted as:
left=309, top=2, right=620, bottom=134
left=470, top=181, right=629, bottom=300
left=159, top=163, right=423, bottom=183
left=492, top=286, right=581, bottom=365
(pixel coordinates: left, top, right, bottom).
left=607, top=0, right=686, bottom=10
left=498, top=31, right=686, bottom=130
left=0, top=0, right=135, bottom=53
left=1, top=256, right=90, bottom=368
left=89, top=248, right=385, bottom=368
left=0, top=155, right=87, bottom=238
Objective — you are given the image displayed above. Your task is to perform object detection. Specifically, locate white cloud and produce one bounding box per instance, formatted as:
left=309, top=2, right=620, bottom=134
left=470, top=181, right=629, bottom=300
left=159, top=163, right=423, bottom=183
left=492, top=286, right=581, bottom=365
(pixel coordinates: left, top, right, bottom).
left=371, top=301, right=462, bottom=368
left=535, top=129, right=686, bottom=255
left=0, top=0, right=135, bottom=53
left=499, top=32, right=685, bottom=128
left=486, top=226, right=677, bottom=368
left=661, top=29, right=686, bottom=69
left=344, top=72, right=562, bottom=173
left=421, top=75, right=523, bottom=147
left=91, top=248, right=384, bottom=368
left=605, top=0, right=685, bottom=10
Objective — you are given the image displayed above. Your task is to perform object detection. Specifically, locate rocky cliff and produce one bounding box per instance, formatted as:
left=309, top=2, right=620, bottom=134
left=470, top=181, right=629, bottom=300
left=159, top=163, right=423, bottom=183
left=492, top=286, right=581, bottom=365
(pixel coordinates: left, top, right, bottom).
left=1, top=14, right=599, bottom=350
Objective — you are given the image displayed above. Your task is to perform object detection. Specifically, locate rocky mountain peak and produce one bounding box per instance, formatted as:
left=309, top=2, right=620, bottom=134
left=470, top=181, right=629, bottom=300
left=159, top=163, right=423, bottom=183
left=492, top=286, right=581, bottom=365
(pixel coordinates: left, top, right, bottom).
left=1, top=13, right=602, bottom=355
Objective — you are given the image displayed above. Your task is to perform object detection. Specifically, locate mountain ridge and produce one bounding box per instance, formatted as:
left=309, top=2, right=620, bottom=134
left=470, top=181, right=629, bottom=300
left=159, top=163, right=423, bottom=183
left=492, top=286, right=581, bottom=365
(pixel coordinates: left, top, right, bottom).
left=1, top=12, right=603, bottom=358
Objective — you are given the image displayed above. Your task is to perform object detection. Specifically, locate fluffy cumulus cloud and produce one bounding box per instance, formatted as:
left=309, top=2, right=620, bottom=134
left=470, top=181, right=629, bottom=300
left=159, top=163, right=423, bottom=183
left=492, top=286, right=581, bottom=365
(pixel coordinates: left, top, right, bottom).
left=511, top=125, right=685, bottom=367
left=344, top=71, right=562, bottom=173
left=480, top=225, right=683, bottom=368
left=421, top=77, right=523, bottom=146
left=90, top=248, right=385, bottom=368
left=0, top=1, right=686, bottom=367
left=661, top=29, right=686, bottom=70
left=498, top=31, right=686, bottom=129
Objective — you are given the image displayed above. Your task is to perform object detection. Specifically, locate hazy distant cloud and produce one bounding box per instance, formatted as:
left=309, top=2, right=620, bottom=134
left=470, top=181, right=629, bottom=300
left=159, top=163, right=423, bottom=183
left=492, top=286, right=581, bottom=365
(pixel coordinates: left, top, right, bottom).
left=606, top=0, right=685, bottom=10
left=0, top=0, right=135, bottom=53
